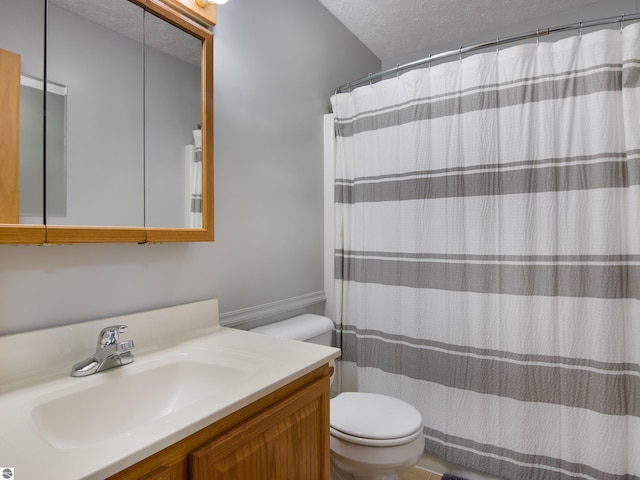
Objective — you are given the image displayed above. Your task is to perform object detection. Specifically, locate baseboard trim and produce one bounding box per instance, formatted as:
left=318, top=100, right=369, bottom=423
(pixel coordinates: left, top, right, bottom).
left=219, top=291, right=326, bottom=329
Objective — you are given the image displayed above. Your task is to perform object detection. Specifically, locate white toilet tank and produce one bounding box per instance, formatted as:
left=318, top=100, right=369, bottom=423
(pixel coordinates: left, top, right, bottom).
left=249, top=313, right=334, bottom=346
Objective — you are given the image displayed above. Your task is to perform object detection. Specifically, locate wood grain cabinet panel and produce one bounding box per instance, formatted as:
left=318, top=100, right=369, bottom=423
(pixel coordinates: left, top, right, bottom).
left=190, top=378, right=329, bottom=480
left=137, top=467, right=173, bottom=480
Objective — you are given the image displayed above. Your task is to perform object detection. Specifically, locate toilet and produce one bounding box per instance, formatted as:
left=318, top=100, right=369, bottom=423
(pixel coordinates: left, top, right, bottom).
left=250, top=314, right=425, bottom=480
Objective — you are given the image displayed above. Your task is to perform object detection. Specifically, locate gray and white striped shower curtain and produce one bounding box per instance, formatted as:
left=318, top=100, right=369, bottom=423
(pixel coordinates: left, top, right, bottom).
left=331, top=24, right=640, bottom=480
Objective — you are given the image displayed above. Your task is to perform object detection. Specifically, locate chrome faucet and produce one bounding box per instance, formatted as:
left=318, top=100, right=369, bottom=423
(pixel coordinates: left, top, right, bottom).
left=70, top=325, right=135, bottom=377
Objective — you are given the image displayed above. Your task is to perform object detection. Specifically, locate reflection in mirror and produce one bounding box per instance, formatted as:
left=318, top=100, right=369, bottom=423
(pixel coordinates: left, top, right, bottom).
left=47, top=0, right=145, bottom=227
left=0, top=0, right=45, bottom=226
left=144, top=12, right=203, bottom=229
left=19, top=76, right=67, bottom=223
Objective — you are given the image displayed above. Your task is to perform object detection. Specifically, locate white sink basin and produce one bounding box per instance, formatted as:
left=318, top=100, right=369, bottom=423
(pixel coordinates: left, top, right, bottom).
left=30, top=348, right=260, bottom=449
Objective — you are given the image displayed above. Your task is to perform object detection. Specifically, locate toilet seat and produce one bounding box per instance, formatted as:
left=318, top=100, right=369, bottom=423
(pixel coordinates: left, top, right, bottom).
left=330, top=425, right=423, bottom=447
left=330, top=392, right=423, bottom=447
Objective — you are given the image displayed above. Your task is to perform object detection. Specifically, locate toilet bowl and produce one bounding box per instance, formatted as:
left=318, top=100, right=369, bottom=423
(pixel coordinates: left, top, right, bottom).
left=329, top=392, right=425, bottom=480
left=250, top=315, right=425, bottom=480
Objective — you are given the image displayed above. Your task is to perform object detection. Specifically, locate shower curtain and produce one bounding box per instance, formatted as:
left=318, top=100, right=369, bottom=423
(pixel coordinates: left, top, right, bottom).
left=331, top=24, right=640, bottom=480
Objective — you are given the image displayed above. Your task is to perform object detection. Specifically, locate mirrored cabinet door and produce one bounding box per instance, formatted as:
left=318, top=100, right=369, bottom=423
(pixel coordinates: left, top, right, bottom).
left=144, top=10, right=203, bottom=229
left=46, top=0, right=145, bottom=228
left=0, top=0, right=45, bottom=237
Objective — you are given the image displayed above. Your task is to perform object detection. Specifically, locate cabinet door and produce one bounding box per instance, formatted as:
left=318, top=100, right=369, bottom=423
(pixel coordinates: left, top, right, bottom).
left=190, top=377, right=330, bottom=480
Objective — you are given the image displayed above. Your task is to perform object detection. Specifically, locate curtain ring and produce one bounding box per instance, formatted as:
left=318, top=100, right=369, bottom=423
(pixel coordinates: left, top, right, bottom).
left=428, top=55, right=432, bottom=68
left=396, top=64, right=400, bottom=79
left=496, top=37, right=500, bottom=53
left=579, top=20, right=583, bottom=37
left=368, top=73, right=372, bottom=86
left=536, top=28, right=540, bottom=45
left=459, top=45, right=463, bottom=61
left=621, top=14, right=625, bottom=32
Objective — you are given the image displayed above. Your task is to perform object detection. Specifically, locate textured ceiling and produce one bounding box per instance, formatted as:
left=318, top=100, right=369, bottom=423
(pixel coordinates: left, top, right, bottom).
left=317, top=0, right=601, bottom=62
left=50, top=0, right=201, bottom=66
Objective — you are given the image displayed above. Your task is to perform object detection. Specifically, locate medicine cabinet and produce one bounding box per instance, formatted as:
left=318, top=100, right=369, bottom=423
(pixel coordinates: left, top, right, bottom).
left=0, top=0, right=213, bottom=244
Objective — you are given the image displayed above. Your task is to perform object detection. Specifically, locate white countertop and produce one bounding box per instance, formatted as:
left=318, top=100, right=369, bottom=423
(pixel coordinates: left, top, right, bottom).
left=0, top=300, right=340, bottom=479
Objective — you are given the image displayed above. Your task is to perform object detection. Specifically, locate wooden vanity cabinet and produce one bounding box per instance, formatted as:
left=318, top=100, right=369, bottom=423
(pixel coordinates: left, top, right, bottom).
left=108, top=365, right=331, bottom=480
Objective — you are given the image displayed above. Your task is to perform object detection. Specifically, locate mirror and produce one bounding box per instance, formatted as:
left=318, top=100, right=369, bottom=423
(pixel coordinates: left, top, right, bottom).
left=47, top=0, right=146, bottom=229
left=0, top=0, right=46, bottom=242
left=20, top=75, right=68, bottom=223
left=144, top=12, right=203, bottom=229
left=0, top=0, right=213, bottom=244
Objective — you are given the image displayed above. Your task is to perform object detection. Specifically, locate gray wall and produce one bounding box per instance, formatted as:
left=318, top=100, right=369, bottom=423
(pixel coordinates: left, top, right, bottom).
left=0, top=0, right=380, bottom=336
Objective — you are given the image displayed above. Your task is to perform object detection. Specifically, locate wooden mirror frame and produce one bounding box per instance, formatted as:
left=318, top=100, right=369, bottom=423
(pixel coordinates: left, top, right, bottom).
left=0, top=0, right=213, bottom=244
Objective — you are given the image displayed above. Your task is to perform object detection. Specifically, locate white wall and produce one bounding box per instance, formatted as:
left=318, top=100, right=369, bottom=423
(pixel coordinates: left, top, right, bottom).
left=0, top=0, right=380, bottom=336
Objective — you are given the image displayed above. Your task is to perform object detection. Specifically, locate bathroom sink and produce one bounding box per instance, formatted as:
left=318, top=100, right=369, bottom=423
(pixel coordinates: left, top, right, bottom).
left=30, top=348, right=260, bottom=449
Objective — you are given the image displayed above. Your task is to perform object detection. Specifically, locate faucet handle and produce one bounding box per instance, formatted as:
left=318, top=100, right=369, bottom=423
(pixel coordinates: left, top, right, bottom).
left=97, top=325, right=128, bottom=348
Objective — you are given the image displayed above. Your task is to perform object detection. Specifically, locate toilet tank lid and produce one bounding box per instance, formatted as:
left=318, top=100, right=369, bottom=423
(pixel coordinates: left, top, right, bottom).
left=249, top=314, right=334, bottom=341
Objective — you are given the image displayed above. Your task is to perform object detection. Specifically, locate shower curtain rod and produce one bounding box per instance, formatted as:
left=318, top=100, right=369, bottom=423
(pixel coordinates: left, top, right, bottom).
left=335, top=12, right=640, bottom=94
